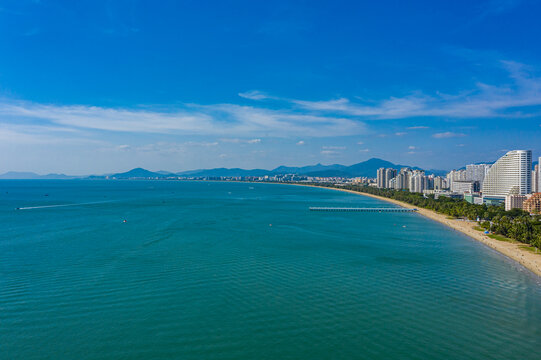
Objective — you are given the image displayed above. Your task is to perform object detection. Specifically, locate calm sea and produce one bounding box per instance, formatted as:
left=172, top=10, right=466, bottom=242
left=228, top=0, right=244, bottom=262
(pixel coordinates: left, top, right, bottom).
left=1, top=180, right=540, bottom=359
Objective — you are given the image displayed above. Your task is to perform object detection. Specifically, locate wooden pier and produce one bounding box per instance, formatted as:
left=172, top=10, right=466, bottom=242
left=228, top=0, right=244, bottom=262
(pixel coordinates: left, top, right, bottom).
left=309, top=207, right=417, bottom=212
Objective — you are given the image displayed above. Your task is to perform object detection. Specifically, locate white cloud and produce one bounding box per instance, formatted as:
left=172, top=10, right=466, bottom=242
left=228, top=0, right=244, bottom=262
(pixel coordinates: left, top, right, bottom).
left=322, top=145, right=346, bottom=150
left=290, top=60, right=541, bottom=120
left=296, top=140, right=305, bottom=145
left=395, top=132, right=407, bottom=136
left=0, top=123, right=105, bottom=145
left=220, top=138, right=261, bottom=144
left=0, top=99, right=366, bottom=139
left=321, top=150, right=339, bottom=155
left=185, top=141, right=219, bottom=147
left=408, top=145, right=416, bottom=150
left=102, top=140, right=220, bottom=155
left=407, top=126, right=429, bottom=129
left=432, top=132, right=466, bottom=138
left=238, top=90, right=272, bottom=100
left=359, top=148, right=370, bottom=152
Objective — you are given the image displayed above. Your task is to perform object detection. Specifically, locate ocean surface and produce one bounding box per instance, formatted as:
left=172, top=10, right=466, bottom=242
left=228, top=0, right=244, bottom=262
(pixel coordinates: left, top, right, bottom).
left=1, top=180, right=541, bottom=359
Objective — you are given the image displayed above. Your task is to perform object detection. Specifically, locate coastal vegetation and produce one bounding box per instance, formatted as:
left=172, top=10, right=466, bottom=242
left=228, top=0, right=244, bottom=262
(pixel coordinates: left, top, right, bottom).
left=321, top=184, right=541, bottom=251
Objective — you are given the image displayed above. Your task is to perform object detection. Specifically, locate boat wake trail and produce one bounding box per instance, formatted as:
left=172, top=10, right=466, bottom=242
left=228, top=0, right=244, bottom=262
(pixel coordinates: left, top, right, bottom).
left=16, top=201, right=113, bottom=210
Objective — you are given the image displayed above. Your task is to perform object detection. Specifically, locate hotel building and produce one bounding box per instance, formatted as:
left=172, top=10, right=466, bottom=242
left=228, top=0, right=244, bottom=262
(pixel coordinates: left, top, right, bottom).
left=482, top=150, right=532, bottom=201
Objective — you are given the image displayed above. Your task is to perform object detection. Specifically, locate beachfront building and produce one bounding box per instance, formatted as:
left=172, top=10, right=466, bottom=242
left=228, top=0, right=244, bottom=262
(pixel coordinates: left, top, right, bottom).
left=482, top=150, right=532, bottom=202
left=505, top=194, right=528, bottom=211
left=523, top=193, right=541, bottom=214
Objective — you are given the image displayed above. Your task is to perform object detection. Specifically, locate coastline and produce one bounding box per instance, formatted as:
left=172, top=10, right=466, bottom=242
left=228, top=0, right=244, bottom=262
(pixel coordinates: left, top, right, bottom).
left=296, top=184, right=541, bottom=278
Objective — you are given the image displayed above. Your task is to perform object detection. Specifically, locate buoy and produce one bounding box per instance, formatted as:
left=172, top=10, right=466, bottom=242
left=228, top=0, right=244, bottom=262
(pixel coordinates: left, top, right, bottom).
left=269, top=224, right=272, bottom=227
left=123, top=219, right=127, bottom=223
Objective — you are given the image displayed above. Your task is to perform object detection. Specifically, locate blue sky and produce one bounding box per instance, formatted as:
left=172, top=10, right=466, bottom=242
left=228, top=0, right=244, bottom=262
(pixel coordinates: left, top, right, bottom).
left=0, top=0, right=540, bottom=174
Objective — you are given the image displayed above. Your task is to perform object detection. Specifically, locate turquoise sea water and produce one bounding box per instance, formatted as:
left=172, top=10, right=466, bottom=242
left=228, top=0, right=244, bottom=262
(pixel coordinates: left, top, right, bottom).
left=1, top=180, right=541, bottom=359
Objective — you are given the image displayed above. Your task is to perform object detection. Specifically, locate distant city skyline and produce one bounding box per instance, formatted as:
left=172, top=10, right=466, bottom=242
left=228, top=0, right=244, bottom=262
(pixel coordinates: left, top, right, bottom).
left=1, top=0, right=541, bottom=174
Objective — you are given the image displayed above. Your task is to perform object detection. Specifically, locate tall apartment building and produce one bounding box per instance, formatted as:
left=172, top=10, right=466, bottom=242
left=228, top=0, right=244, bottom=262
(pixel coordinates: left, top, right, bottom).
left=533, top=164, right=539, bottom=193
left=482, top=150, right=532, bottom=201
left=446, top=169, right=465, bottom=190
left=534, top=158, right=541, bottom=193
left=537, top=156, right=541, bottom=192
left=384, top=168, right=397, bottom=188
left=376, top=168, right=386, bottom=188
left=377, top=166, right=433, bottom=193
left=434, top=176, right=448, bottom=190
left=409, top=170, right=427, bottom=193
left=392, top=168, right=411, bottom=190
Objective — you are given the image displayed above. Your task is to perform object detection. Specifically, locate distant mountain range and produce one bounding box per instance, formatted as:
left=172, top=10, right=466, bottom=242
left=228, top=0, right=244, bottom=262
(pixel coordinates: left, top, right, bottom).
left=0, top=171, right=79, bottom=180
left=172, top=158, right=447, bottom=178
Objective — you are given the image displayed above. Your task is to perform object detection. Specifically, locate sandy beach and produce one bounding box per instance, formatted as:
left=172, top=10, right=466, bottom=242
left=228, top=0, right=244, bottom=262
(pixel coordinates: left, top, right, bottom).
left=301, top=184, right=541, bottom=278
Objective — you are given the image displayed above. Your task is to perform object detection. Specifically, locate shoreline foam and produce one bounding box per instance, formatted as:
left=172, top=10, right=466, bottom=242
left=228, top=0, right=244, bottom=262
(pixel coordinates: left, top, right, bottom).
left=294, top=184, right=541, bottom=278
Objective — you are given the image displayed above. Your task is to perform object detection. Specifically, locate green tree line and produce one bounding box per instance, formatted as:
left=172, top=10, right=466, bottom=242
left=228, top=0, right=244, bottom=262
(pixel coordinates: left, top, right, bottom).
left=320, top=184, right=541, bottom=250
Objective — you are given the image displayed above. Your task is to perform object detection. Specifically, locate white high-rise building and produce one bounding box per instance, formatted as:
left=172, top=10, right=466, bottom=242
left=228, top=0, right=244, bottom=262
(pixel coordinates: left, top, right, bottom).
left=392, top=168, right=411, bottom=190
left=446, top=169, right=466, bottom=190
left=377, top=168, right=397, bottom=189
left=466, top=164, right=491, bottom=184
left=408, top=170, right=427, bottom=193
left=434, top=176, right=447, bottom=190
left=384, top=168, right=397, bottom=188
left=537, top=157, right=541, bottom=192
left=482, top=150, right=532, bottom=200
left=533, top=164, right=539, bottom=193
left=376, top=168, right=386, bottom=188
left=451, top=180, right=478, bottom=195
